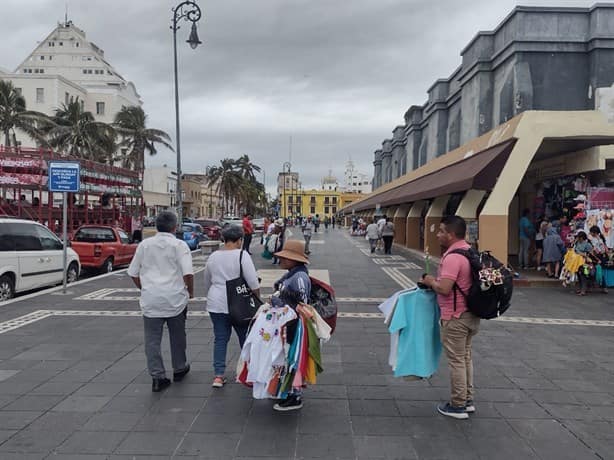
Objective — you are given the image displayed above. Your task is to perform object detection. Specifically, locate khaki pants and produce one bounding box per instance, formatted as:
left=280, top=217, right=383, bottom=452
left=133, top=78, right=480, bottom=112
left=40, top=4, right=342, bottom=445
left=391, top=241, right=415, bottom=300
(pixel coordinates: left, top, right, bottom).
left=440, top=312, right=480, bottom=407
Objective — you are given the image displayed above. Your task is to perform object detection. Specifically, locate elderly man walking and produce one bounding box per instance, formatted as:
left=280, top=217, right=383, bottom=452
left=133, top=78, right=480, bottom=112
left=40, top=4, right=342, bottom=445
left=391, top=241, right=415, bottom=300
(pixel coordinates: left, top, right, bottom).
left=128, top=211, right=194, bottom=392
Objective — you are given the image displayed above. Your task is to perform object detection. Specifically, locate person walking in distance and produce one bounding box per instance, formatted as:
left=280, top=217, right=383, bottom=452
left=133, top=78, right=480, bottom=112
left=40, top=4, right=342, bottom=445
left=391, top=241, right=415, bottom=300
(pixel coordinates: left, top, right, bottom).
left=302, top=216, right=313, bottom=255
left=366, top=218, right=380, bottom=254
left=381, top=217, right=395, bottom=255
left=519, top=208, right=535, bottom=269
left=421, top=216, right=479, bottom=419
left=127, top=211, right=194, bottom=392
left=242, top=213, right=254, bottom=254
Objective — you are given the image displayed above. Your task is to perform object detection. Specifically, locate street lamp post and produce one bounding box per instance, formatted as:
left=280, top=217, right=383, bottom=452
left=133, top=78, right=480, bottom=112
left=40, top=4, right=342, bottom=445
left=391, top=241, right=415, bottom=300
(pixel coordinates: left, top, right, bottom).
left=171, top=1, right=202, bottom=223
left=282, top=161, right=291, bottom=221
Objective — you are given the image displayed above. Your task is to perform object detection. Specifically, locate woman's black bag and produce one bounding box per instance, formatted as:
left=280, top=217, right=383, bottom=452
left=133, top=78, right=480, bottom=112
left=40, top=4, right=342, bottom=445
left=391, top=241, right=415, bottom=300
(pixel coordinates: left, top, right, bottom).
left=226, top=250, right=263, bottom=326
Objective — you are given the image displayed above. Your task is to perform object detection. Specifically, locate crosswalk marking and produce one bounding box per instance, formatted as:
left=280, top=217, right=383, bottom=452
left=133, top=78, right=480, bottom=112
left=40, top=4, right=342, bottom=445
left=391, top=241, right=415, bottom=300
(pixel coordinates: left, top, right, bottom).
left=2, top=310, right=613, bottom=334
left=382, top=267, right=417, bottom=289
left=372, top=260, right=421, bottom=269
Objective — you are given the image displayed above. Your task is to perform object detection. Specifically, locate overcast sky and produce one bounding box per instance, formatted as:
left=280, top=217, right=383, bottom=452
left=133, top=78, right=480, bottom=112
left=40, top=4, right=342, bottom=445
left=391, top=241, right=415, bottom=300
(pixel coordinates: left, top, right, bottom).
left=0, top=0, right=600, bottom=194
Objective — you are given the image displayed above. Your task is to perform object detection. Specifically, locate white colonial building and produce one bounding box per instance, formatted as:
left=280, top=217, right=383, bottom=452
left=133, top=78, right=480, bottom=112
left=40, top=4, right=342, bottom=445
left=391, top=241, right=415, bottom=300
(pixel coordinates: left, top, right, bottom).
left=343, top=160, right=371, bottom=194
left=0, top=19, right=141, bottom=147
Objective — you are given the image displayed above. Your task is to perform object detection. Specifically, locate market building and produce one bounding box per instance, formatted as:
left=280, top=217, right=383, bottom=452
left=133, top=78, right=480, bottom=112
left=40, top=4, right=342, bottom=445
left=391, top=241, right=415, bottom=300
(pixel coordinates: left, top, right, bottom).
left=345, top=4, right=614, bottom=264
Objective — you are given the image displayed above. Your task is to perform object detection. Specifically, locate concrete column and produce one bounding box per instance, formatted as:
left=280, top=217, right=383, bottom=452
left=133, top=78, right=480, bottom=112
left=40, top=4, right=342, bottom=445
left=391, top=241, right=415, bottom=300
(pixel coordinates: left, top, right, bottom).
left=406, top=200, right=428, bottom=250
left=424, top=195, right=450, bottom=257
left=393, top=205, right=411, bottom=245
left=456, top=189, right=486, bottom=247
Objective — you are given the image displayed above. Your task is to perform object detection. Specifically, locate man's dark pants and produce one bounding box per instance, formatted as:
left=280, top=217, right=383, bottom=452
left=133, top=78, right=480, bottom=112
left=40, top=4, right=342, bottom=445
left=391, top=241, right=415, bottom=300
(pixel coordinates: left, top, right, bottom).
left=243, top=233, right=252, bottom=253
left=143, top=307, right=188, bottom=379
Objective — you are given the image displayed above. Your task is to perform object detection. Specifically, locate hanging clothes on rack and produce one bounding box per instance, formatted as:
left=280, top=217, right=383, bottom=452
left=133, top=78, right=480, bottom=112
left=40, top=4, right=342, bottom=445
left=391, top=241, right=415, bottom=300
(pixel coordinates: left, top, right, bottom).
left=387, top=288, right=442, bottom=379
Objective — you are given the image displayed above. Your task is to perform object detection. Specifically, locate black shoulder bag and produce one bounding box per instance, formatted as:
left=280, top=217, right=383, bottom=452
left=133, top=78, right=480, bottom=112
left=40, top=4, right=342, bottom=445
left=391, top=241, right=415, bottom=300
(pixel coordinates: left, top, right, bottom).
left=226, top=250, right=263, bottom=327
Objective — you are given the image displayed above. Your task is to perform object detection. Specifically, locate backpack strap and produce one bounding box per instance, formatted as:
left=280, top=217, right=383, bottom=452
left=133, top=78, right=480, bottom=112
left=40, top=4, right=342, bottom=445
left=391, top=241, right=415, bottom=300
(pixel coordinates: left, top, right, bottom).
left=445, top=248, right=470, bottom=312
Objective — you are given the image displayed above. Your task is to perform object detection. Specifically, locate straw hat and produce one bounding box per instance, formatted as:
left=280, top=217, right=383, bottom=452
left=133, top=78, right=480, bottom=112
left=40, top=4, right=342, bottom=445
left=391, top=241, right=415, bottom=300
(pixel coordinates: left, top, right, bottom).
left=274, top=218, right=284, bottom=227
left=274, top=240, right=309, bottom=264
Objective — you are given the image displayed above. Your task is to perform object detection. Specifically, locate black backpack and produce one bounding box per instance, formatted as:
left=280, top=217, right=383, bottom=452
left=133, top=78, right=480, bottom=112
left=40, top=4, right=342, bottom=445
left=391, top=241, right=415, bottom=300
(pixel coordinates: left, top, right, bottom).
left=449, top=248, right=513, bottom=319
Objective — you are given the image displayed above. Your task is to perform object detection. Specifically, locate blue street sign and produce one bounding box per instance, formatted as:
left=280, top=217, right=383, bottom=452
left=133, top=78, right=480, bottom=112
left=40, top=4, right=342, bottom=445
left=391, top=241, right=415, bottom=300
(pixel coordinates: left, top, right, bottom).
left=48, top=161, right=80, bottom=192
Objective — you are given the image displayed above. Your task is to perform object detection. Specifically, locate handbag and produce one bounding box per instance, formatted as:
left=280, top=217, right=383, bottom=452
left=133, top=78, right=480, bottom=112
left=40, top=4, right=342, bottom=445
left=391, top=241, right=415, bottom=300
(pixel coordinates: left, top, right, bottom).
left=226, top=250, right=263, bottom=327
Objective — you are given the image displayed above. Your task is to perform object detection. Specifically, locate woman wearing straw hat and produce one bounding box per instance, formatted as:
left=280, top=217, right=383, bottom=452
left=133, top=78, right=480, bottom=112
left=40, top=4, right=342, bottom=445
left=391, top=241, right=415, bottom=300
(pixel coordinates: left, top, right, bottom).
left=271, top=239, right=311, bottom=411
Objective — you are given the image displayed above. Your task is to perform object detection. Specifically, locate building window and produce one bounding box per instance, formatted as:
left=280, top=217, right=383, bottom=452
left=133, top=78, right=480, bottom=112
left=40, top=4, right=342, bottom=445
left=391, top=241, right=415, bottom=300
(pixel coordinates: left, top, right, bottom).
left=80, top=100, right=84, bottom=110
left=65, top=92, right=69, bottom=104
left=75, top=42, right=80, bottom=47
left=59, top=42, right=63, bottom=46
left=310, top=196, right=316, bottom=204
left=96, top=102, right=105, bottom=115
left=324, top=207, right=329, bottom=214
left=324, top=197, right=330, bottom=205
left=48, top=41, right=54, bottom=47
left=332, top=207, right=337, bottom=214
left=40, top=56, right=45, bottom=60
left=332, top=197, right=337, bottom=204
left=36, top=88, right=44, bottom=104
left=310, top=206, right=316, bottom=214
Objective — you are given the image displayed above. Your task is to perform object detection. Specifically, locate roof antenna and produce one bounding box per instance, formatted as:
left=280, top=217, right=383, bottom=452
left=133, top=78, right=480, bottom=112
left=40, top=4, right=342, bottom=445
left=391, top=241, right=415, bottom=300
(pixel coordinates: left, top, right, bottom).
left=64, top=1, right=69, bottom=25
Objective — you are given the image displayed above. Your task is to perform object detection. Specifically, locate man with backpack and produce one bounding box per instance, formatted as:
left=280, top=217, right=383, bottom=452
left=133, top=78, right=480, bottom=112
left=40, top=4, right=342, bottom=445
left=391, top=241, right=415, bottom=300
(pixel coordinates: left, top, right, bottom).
left=421, top=216, right=479, bottom=420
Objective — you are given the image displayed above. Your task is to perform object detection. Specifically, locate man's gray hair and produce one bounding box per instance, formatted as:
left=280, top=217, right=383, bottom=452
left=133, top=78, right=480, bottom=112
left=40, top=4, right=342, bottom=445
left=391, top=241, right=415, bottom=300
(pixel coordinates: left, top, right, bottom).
left=221, top=224, right=244, bottom=242
left=156, top=211, right=178, bottom=233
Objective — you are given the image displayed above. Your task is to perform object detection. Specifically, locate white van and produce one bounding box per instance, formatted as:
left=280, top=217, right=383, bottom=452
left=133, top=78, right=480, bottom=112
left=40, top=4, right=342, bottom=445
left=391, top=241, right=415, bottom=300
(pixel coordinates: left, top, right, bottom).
left=0, top=218, right=81, bottom=301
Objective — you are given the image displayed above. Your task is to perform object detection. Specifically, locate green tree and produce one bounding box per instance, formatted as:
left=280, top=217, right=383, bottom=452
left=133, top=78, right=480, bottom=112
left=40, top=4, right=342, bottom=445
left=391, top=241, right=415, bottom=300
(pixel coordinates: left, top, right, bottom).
left=45, top=99, right=116, bottom=162
left=0, top=79, right=49, bottom=147
left=207, top=156, right=264, bottom=216
left=113, top=105, right=173, bottom=172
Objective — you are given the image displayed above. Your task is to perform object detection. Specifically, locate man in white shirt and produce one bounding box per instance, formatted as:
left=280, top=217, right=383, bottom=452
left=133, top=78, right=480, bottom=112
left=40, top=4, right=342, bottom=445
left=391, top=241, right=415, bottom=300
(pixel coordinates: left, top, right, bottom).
left=127, top=211, right=194, bottom=392
left=366, top=218, right=380, bottom=253
left=302, top=217, right=314, bottom=254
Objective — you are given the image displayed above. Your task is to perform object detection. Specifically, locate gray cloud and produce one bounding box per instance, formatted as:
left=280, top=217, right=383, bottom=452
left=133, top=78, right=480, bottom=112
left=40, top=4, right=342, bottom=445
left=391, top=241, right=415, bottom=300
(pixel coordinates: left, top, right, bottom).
left=1, top=0, right=599, bottom=194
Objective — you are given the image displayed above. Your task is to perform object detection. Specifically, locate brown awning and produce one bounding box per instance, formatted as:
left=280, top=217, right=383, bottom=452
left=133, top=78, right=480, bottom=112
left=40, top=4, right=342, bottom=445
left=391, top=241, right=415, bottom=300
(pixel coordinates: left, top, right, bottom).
left=353, top=139, right=516, bottom=211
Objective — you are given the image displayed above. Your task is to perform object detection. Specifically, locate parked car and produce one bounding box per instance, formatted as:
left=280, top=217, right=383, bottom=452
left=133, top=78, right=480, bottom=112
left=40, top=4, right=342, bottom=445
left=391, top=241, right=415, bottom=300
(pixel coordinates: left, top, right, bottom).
left=195, top=219, right=223, bottom=240
left=71, top=225, right=138, bottom=273
left=179, top=223, right=208, bottom=250
left=252, top=217, right=265, bottom=237
left=0, top=218, right=81, bottom=301
left=222, top=216, right=242, bottom=226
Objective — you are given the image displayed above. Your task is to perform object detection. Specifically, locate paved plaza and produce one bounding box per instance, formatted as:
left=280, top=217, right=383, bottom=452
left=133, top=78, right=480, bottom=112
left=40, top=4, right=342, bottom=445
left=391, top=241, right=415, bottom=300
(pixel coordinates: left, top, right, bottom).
left=0, top=228, right=613, bottom=459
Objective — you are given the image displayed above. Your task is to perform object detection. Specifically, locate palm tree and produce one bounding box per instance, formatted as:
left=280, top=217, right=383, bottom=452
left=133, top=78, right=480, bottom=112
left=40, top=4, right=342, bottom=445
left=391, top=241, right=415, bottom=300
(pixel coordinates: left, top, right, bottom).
left=113, top=105, right=173, bottom=172
left=235, top=154, right=261, bottom=181
left=207, top=158, right=243, bottom=215
left=0, top=79, right=49, bottom=147
left=45, top=99, right=116, bottom=161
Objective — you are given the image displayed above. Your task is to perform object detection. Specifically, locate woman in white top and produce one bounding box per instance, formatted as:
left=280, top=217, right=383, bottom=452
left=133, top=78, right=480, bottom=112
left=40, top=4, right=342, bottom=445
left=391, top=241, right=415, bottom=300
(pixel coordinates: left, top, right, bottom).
left=203, top=225, right=260, bottom=388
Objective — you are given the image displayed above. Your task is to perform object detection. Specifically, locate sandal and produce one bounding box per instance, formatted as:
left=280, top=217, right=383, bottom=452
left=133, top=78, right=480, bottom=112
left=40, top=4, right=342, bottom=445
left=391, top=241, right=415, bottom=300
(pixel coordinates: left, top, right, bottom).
left=212, top=376, right=227, bottom=388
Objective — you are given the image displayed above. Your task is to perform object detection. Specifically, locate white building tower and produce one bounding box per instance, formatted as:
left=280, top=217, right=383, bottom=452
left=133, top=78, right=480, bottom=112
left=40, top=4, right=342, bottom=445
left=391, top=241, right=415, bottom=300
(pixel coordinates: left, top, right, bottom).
left=344, top=159, right=371, bottom=194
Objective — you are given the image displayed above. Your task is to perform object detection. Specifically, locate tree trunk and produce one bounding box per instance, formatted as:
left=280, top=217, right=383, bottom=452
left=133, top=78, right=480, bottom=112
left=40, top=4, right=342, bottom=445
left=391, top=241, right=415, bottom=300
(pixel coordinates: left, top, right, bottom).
left=4, top=130, right=10, bottom=148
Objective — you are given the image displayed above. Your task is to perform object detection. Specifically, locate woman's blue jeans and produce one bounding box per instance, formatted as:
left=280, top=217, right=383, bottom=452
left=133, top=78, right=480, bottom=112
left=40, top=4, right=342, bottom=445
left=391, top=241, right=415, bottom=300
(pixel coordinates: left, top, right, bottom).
left=209, top=312, right=249, bottom=376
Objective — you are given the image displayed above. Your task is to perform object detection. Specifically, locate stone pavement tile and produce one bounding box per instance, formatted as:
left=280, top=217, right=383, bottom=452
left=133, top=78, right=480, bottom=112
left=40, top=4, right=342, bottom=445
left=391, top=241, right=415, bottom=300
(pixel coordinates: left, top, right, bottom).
left=299, top=398, right=349, bottom=417
left=113, top=431, right=184, bottom=455
left=133, top=411, right=197, bottom=432
left=507, top=376, right=560, bottom=390
left=72, top=382, right=126, bottom=396
left=0, top=370, right=20, bottom=381
left=0, top=428, right=72, bottom=454
left=79, top=412, right=143, bottom=431
left=46, top=368, right=101, bottom=383
left=56, top=430, right=127, bottom=454
left=410, top=434, right=479, bottom=460
left=306, top=384, right=348, bottom=399
left=43, top=455, right=109, bottom=460
left=395, top=400, right=455, bottom=418
left=163, top=382, right=212, bottom=398
left=0, top=453, right=45, bottom=460
left=541, top=403, right=607, bottom=421
left=26, top=411, right=91, bottom=431
left=493, top=402, right=552, bottom=419
left=347, top=385, right=394, bottom=400
left=523, top=389, right=581, bottom=405
left=108, top=456, right=190, bottom=460
left=100, top=395, right=158, bottom=414
left=0, top=429, right=17, bottom=444
left=550, top=379, right=610, bottom=393
left=117, top=382, right=156, bottom=396
left=297, top=433, right=355, bottom=459
left=353, top=435, right=418, bottom=460
left=0, top=410, right=43, bottom=429
left=0, top=381, right=41, bottom=395
left=389, top=385, right=448, bottom=401
left=459, top=418, right=539, bottom=460
left=508, top=419, right=598, bottom=460
left=177, top=433, right=240, bottom=458
left=474, top=388, right=530, bottom=403
left=206, top=382, right=253, bottom=399
left=51, top=395, right=112, bottom=412
left=147, top=396, right=204, bottom=414
left=2, top=395, right=64, bottom=412
left=349, top=399, right=400, bottom=416
left=572, top=392, right=614, bottom=406
left=299, top=414, right=351, bottom=434
left=245, top=403, right=299, bottom=434
left=201, top=395, right=253, bottom=415
left=189, top=412, right=246, bottom=433
left=235, top=431, right=295, bottom=458
left=588, top=405, right=614, bottom=421
left=29, top=381, right=83, bottom=395
left=351, top=415, right=410, bottom=436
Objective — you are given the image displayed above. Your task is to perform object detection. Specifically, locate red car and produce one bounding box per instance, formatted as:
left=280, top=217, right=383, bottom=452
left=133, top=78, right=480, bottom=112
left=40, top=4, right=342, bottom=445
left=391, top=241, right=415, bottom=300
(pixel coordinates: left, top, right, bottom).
left=71, top=225, right=138, bottom=273
left=196, top=219, right=223, bottom=240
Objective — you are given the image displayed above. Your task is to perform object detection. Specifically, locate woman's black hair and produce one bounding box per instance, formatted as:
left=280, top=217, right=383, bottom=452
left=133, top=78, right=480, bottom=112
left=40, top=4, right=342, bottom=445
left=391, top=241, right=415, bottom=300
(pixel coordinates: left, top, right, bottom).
left=589, top=225, right=606, bottom=244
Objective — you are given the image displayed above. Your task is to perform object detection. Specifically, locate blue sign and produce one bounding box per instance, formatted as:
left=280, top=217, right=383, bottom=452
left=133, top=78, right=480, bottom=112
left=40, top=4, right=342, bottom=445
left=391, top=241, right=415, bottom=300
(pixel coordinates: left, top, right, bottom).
left=48, top=161, right=81, bottom=192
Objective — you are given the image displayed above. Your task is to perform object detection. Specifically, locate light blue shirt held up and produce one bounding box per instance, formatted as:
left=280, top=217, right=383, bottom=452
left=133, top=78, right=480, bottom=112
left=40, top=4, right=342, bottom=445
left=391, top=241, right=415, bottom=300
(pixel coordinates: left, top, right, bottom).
left=388, top=289, right=442, bottom=378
